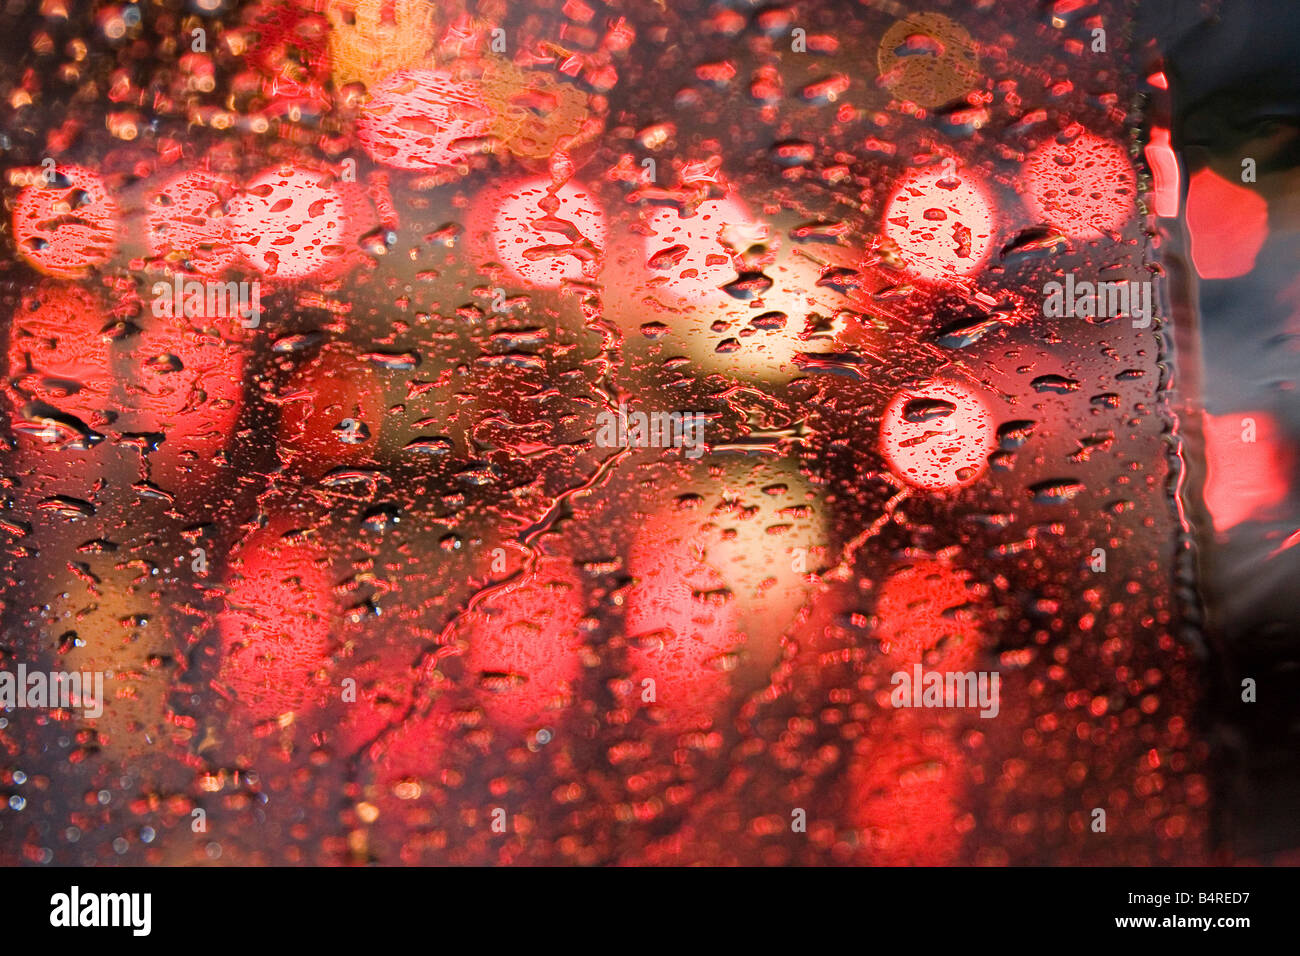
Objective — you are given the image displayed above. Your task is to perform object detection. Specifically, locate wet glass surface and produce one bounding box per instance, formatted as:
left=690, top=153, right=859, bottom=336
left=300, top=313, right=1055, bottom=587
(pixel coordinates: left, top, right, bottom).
left=0, top=0, right=1291, bottom=866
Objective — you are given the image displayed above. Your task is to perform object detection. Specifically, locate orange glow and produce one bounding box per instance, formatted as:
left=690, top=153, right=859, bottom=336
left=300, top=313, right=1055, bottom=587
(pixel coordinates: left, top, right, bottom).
left=325, top=0, right=439, bottom=90
left=876, top=12, right=980, bottom=109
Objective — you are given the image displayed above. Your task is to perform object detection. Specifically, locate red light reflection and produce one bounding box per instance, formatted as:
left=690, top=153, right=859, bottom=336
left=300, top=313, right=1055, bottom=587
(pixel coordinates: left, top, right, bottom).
left=228, top=165, right=348, bottom=279
left=882, top=163, right=995, bottom=281
left=217, top=526, right=337, bottom=725
left=473, top=177, right=607, bottom=289
left=848, top=559, right=985, bottom=864
left=146, top=170, right=239, bottom=276
left=624, top=531, right=741, bottom=731
left=879, top=379, right=996, bottom=491
left=1202, top=410, right=1291, bottom=532
left=1143, top=125, right=1181, bottom=218
left=356, top=68, right=491, bottom=172
left=12, top=165, right=119, bottom=279
left=1186, top=167, right=1268, bottom=280
left=6, top=283, right=114, bottom=430
left=461, top=557, right=584, bottom=733
left=872, top=559, right=983, bottom=669
left=277, top=346, right=384, bottom=467
left=1024, top=129, right=1135, bottom=239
